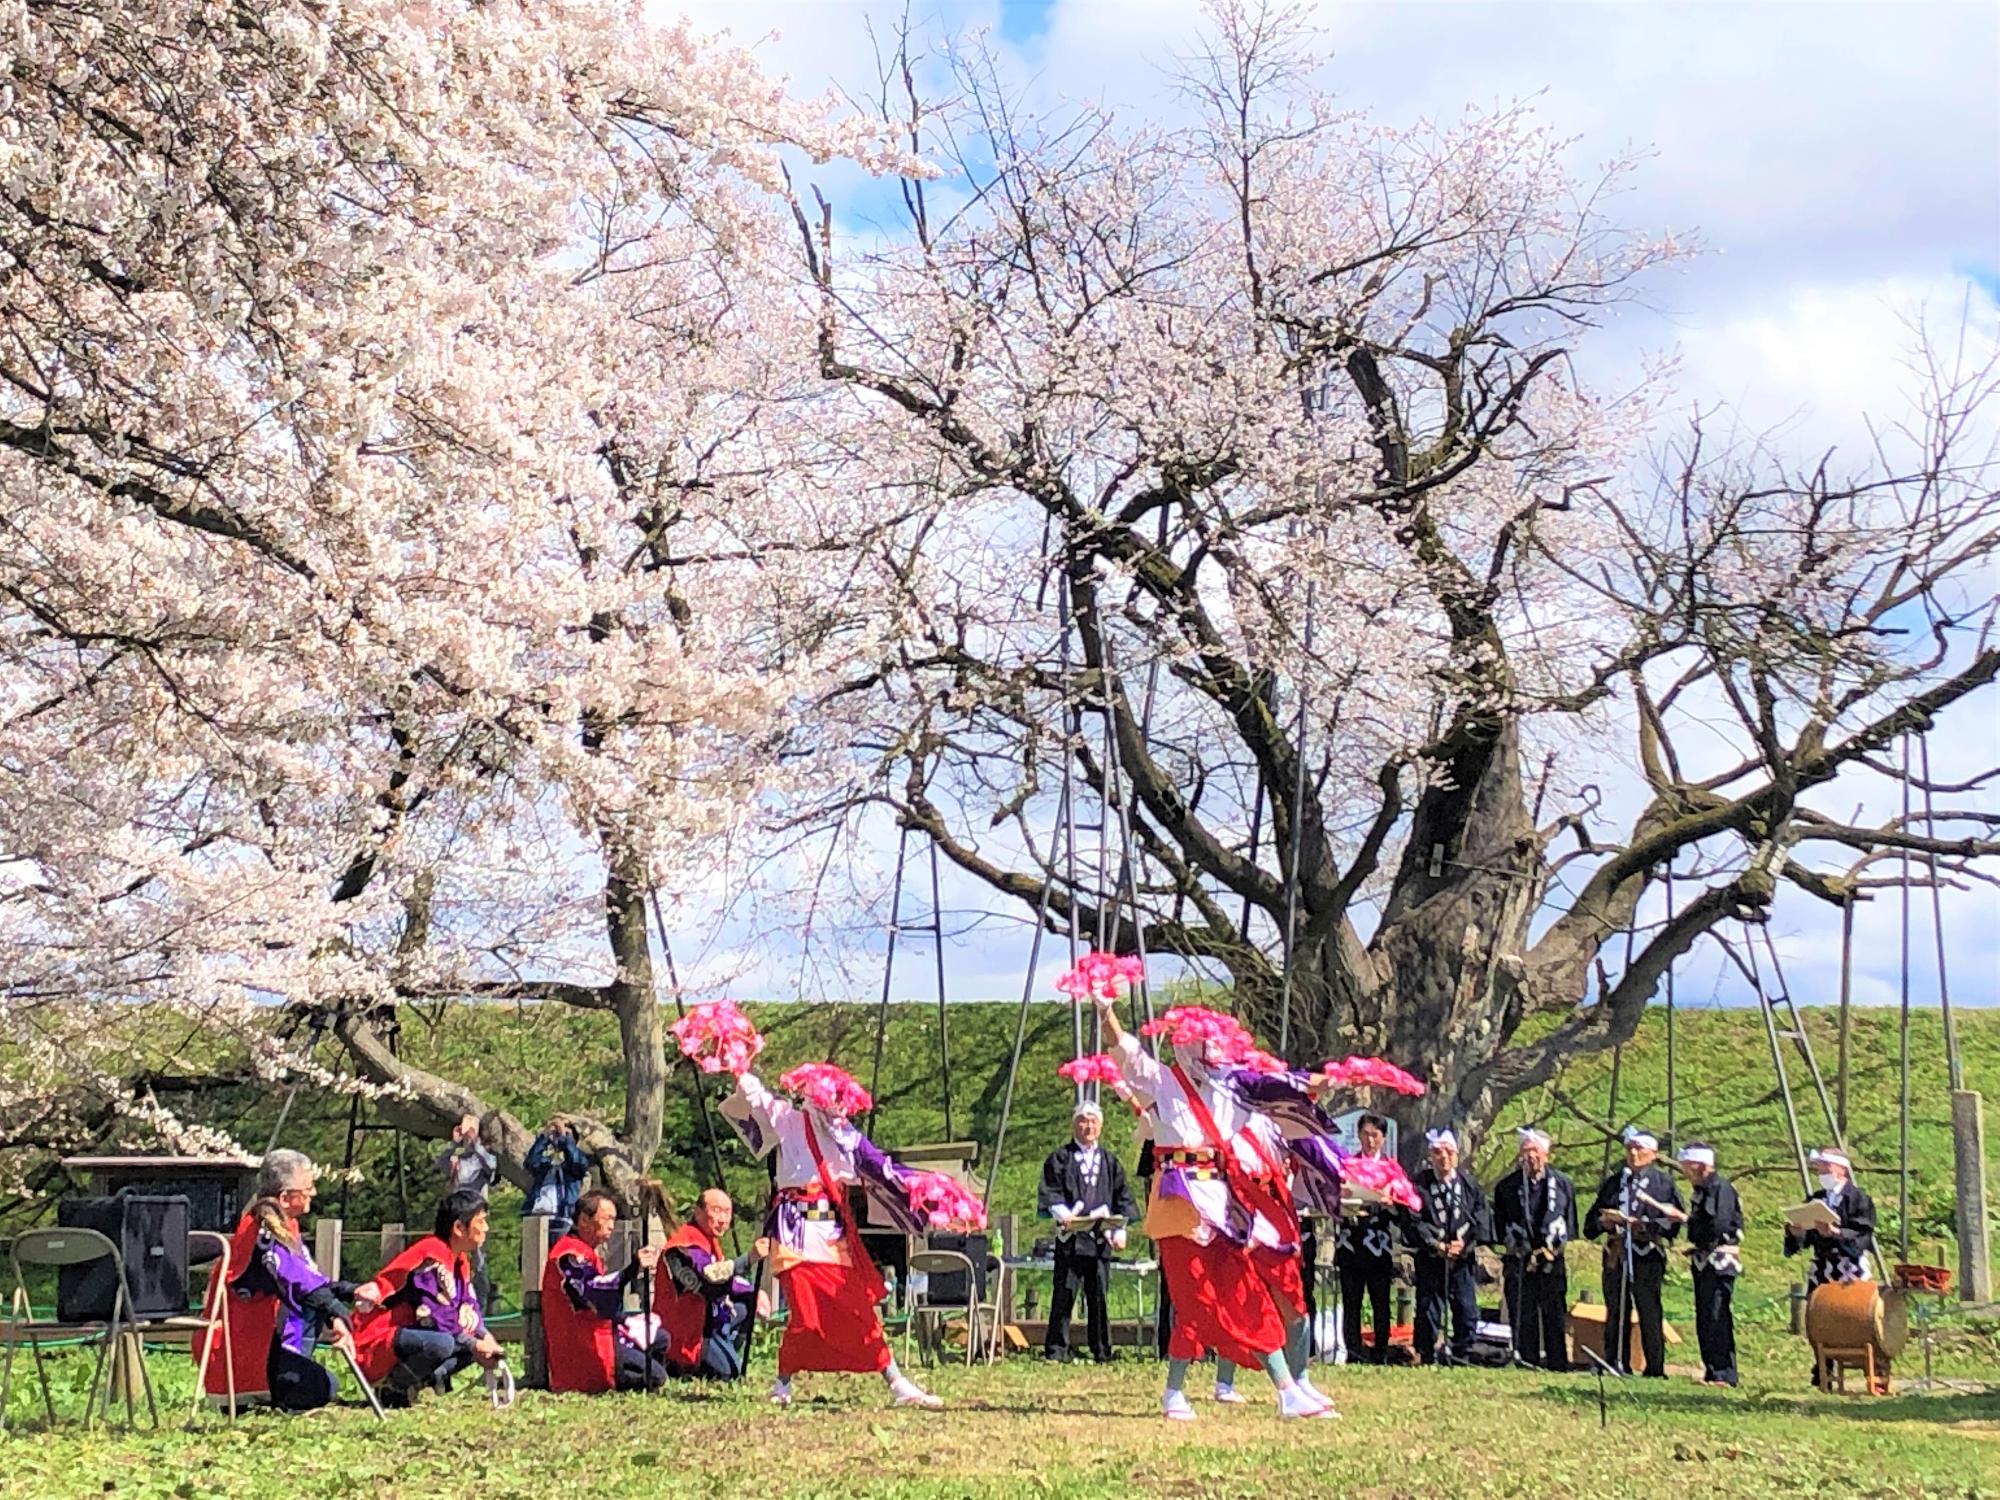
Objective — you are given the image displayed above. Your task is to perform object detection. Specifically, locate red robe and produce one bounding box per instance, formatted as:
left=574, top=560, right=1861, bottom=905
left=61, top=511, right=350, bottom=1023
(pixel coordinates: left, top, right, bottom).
left=195, top=1211, right=285, bottom=1398
left=351, top=1234, right=477, bottom=1384
left=540, top=1232, right=617, bottom=1394
left=651, top=1222, right=723, bottom=1371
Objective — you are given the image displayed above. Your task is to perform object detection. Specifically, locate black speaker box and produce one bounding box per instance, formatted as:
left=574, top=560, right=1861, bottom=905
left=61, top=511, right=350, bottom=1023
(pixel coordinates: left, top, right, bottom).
left=55, top=1193, right=189, bottom=1323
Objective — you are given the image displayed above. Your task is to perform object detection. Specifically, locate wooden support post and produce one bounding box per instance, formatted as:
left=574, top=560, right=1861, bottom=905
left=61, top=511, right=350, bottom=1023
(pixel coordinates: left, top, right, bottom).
left=522, top=1215, right=552, bottom=1388
left=1954, top=1090, right=1993, bottom=1303
left=314, top=1218, right=343, bottom=1282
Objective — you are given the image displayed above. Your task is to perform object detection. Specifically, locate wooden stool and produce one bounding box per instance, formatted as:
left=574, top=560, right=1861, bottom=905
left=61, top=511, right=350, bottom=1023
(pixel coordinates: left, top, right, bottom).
left=1816, top=1344, right=1875, bottom=1393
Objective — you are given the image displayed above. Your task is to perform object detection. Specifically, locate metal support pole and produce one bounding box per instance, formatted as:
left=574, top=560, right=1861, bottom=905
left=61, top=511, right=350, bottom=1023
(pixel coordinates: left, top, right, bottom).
left=1277, top=577, right=1316, bottom=1060
left=927, top=838, right=954, bottom=1141
left=1899, top=736, right=1913, bottom=1260
left=647, top=890, right=741, bottom=1254
left=1837, top=894, right=1854, bottom=1138
left=984, top=781, right=1068, bottom=1207
left=866, top=827, right=912, bottom=1137
left=1664, top=871, right=1676, bottom=1151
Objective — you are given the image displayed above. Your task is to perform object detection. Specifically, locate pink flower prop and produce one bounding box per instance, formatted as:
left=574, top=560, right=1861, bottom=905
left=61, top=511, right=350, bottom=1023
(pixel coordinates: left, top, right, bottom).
left=778, top=1062, right=873, bottom=1118
left=905, top=1170, right=989, bottom=1231
left=1055, top=951, right=1148, bottom=1003
left=1239, top=1048, right=1289, bottom=1075
left=670, top=1000, right=765, bottom=1075
left=1057, top=1053, right=1124, bottom=1085
left=1140, top=1005, right=1257, bottom=1060
left=1344, top=1153, right=1423, bottom=1212
left=1319, top=1054, right=1426, bottom=1096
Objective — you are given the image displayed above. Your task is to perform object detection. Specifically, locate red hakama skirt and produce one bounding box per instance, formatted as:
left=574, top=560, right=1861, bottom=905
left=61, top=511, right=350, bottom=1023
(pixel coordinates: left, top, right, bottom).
left=1160, top=1234, right=1289, bottom=1367
left=777, top=1260, right=892, bottom=1375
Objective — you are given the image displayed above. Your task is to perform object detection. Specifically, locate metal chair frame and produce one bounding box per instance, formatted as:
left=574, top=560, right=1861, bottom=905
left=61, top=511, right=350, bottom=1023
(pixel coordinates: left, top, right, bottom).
left=183, top=1228, right=238, bottom=1425
left=904, top=1248, right=998, bottom=1369
left=1, top=1227, right=159, bottom=1434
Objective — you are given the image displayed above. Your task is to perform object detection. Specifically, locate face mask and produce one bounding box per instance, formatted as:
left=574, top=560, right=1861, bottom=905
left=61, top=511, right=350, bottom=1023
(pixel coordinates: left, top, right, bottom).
left=1817, top=1173, right=1841, bottom=1193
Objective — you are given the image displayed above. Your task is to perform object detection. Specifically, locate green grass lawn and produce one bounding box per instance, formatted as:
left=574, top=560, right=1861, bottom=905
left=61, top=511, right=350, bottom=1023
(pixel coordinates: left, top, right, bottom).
left=1, top=1329, right=1995, bottom=1499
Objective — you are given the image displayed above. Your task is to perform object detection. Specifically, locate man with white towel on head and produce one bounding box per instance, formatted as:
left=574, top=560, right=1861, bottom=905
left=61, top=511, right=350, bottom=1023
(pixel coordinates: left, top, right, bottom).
left=1663, top=1141, right=1743, bottom=1387
left=1038, top=1099, right=1138, bottom=1364
left=1406, top=1127, right=1489, bottom=1367
left=1488, top=1125, right=1577, bottom=1371
left=1584, top=1127, right=1683, bottom=1378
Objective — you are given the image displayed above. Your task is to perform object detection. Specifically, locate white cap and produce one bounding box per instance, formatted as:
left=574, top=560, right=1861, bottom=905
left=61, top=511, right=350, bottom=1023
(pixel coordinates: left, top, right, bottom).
left=1425, top=1128, right=1458, bottom=1150
left=1809, top=1147, right=1850, bottom=1170
left=1623, top=1127, right=1658, bottom=1151
left=1678, top=1145, right=1715, bottom=1167
left=1517, top=1126, right=1551, bottom=1150
left=1073, top=1101, right=1103, bottom=1121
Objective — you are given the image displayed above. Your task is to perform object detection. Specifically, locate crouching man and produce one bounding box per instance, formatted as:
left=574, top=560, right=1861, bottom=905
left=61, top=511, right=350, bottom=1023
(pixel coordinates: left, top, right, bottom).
left=654, top=1188, right=762, bottom=1381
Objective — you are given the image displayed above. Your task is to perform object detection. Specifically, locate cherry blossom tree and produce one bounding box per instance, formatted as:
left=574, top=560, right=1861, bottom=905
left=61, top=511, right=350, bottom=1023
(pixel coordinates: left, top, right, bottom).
left=786, top=1, right=2000, bottom=1148
left=0, top=0, right=913, bottom=1200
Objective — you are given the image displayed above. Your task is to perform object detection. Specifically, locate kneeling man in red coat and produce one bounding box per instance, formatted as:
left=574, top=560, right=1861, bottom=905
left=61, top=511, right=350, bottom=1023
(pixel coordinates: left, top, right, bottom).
left=652, top=1188, right=760, bottom=1381
left=539, top=1189, right=668, bottom=1393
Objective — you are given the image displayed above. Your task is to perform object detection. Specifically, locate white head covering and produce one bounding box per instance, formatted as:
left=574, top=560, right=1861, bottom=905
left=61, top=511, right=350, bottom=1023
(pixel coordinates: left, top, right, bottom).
left=1623, top=1127, right=1658, bottom=1151
left=1425, top=1128, right=1458, bottom=1150
left=1809, top=1147, right=1851, bottom=1171
left=1517, top=1126, right=1552, bottom=1151
left=1678, top=1145, right=1715, bottom=1167
left=1073, top=1100, right=1103, bottom=1121
left=1172, top=1037, right=1214, bottom=1081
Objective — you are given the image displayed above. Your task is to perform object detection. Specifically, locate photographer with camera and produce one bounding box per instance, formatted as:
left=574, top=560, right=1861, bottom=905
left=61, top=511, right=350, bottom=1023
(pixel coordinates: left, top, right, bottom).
left=525, top=1113, right=593, bottom=1239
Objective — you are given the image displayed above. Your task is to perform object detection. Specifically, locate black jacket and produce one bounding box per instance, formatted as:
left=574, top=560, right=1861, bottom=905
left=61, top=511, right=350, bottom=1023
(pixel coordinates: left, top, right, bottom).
left=1585, top=1164, right=1684, bottom=1256
left=1784, top=1179, right=1875, bottom=1284
left=1686, top=1173, right=1744, bottom=1254
left=1489, top=1165, right=1578, bottom=1264
left=1038, top=1139, right=1138, bottom=1259
left=1405, top=1166, right=1490, bottom=1260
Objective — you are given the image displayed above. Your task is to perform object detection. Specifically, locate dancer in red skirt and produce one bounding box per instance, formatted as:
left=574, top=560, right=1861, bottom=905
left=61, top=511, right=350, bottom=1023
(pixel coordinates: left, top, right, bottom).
left=719, top=1059, right=979, bottom=1409
left=1087, top=992, right=1344, bottom=1421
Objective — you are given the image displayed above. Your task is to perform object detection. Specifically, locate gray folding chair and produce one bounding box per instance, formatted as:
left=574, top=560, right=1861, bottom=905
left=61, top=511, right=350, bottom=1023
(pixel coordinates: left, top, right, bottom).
left=905, top=1249, right=984, bottom=1369
left=1, top=1227, right=158, bottom=1433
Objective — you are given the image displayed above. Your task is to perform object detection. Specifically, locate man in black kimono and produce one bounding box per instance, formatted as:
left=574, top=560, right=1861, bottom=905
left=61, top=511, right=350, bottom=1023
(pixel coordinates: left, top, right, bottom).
left=1488, top=1125, right=1577, bottom=1371
left=1664, top=1142, right=1743, bottom=1386
left=1336, top=1113, right=1400, bottom=1365
left=1037, top=1101, right=1138, bottom=1363
left=1406, top=1128, right=1488, bottom=1367
left=1785, top=1146, right=1884, bottom=1390
left=1585, top=1127, right=1682, bottom=1377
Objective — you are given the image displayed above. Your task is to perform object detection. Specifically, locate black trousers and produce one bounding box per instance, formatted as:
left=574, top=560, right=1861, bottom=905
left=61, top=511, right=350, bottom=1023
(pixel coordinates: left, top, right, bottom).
left=1046, top=1245, right=1112, bottom=1362
left=1692, top=1266, right=1737, bottom=1385
left=387, top=1328, right=475, bottom=1394
left=1502, top=1260, right=1569, bottom=1370
left=614, top=1340, right=670, bottom=1392
left=1602, top=1250, right=1666, bottom=1376
left=1338, top=1251, right=1394, bottom=1364
left=1413, top=1255, right=1477, bottom=1365
left=268, top=1346, right=336, bottom=1412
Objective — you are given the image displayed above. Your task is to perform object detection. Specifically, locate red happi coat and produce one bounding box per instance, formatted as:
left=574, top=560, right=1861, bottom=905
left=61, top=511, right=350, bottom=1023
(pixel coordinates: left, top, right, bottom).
left=194, top=1212, right=285, bottom=1398
left=351, top=1234, right=479, bottom=1384
left=651, top=1222, right=723, bottom=1371
left=540, top=1232, right=617, bottom=1394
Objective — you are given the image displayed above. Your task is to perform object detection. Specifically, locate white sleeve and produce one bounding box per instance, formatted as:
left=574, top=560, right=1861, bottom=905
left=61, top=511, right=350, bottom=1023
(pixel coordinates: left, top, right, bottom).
left=719, top=1072, right=789, bottom=1159
left=1113, top=1032, right=1163, bottom=1106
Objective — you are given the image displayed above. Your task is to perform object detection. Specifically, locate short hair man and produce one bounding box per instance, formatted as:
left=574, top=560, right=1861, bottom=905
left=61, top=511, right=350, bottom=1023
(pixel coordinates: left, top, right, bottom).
left=1037, top=1100, right=1138, bottom=1364
left=352, top=1189, right=506, bottom=1404
left=653, top=1189, right=761, bottom=1380
left=539, top=1189, right=665, bottom=1393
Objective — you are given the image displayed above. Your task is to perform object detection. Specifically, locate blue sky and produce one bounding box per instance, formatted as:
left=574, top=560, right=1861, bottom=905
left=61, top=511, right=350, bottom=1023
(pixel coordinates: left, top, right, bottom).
left=649, top=0, right=1999, bottom=1018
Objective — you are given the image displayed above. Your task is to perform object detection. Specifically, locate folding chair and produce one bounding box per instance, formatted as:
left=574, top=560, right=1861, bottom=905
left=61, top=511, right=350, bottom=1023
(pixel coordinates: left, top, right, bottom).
left=181, top=1229, right=237, bottom=1425
left=905, top=1249, right=983, bottom=1369
left=1, top=1227, right=158, bottom=1433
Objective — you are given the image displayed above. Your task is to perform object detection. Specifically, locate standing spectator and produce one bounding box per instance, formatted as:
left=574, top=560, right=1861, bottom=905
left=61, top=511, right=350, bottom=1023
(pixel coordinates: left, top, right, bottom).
left=525, top=1114, right=591, bottom=1239
left=1037, top=1101, right=1138, bottom=1364
left=439, top=1112, right=499, bottom=1308
left=1406, top=1128, right=1489, bottom=1367
left=1584, top=1127, right=1682, bottom=1378
left=1334, top=1113, right=1400, bottom=1366
left=1488, top=1126, right=1578, bottom=1371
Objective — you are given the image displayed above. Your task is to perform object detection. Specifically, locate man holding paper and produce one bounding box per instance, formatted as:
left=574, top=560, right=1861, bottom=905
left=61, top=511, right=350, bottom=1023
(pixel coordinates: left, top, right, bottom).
left=1038, top=1100, right=1138, bottom=1363
left=1784, top=1147, right=1877, bottom=1289
left=1584, top=1127, right=1682, bottom=1377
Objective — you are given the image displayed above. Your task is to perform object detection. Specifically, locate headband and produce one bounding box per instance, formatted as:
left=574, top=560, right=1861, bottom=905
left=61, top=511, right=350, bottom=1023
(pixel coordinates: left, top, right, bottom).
left=1623, top=1128, right=1658, bottom=1151
left=1518, top=1126, right=1551, bottom=1150
left=1810, top=1148, right=1851, bottom=1170
left=1425, top=1128, right=1458, bottom=1149
left=1678, top=1146, right=1714, bottom=1167
left=1073, top=1101, right=1103, bottom=1121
